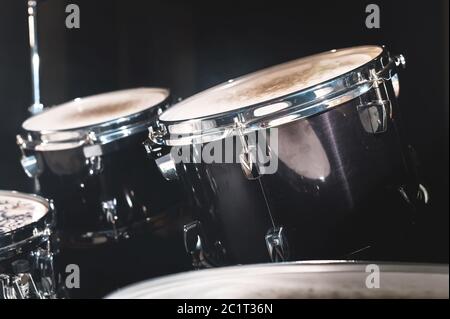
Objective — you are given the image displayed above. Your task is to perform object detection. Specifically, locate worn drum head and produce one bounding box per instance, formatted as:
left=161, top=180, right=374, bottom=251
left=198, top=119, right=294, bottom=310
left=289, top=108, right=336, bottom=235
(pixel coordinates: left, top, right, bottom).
left=0, top=191, right=50, bottom=256
left=160, top=46, right=383, bottom=122
left=23, top=88, right=169, bottom=132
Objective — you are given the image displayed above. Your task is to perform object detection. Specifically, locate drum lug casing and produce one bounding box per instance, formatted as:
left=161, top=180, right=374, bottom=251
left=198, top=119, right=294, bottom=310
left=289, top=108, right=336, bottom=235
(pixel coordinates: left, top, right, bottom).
left=16, top=135, right=43, bottom=178
left=20, top=154, right=42, bottom=178
left=265, top=227, right=289, bottom=262
left=183, top=221, right=227, bottom=269
left=357, top=69, right=393, bottom=134
left=235, top=117, right=262, bottom=180
left=83, top=131, right=104, bottom=175
left=145, top=123, right=179, bottom=181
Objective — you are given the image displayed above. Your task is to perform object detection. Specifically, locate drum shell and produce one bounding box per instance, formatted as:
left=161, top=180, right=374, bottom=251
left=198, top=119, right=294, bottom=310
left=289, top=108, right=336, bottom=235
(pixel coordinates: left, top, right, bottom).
left=177, top=78, right=419, bottom=264
left=23, top=130, right=185, bottom=243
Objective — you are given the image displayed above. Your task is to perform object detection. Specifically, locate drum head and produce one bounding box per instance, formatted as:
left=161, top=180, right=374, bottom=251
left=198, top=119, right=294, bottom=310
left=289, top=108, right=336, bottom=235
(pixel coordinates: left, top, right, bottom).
left=22, top=88, right=169, bottom=132
left=106, top=262, right=449, bottom=299
left=0, top=191, right=49, bottom=236
left=160, top=46, right=382, bottom=122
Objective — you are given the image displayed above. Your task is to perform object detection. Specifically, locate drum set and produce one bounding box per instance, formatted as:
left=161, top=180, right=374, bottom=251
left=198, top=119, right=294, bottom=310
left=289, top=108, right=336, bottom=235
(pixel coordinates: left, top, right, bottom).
left=0, top=4, right=446, bottom=299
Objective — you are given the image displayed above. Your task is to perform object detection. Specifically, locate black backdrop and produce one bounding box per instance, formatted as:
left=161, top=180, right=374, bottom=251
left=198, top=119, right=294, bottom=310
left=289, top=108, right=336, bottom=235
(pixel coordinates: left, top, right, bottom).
left=0, top=0, right=448, bottom=262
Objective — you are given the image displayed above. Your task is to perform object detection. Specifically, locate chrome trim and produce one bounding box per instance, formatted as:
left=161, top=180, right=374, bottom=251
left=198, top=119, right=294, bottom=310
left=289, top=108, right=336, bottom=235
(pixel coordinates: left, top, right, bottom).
left=418, top=184, right=430, bottom=205
left=18, top=89, right=171, bottom=152
left=265, top=226, right=289, bottom=262
left=27, top=0, right=44, bottom=115
left=152, top=46, right=403, bottom=146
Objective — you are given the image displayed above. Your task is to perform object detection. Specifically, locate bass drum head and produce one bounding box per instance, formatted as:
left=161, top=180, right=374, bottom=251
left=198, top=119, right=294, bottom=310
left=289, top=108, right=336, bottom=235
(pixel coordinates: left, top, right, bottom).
left=106, top=262, right=449, bottom=299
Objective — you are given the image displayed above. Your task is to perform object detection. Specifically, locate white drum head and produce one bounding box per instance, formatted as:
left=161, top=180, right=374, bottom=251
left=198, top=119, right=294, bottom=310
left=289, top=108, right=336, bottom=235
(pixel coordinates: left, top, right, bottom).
left=22, top=88, right=169, bottom=132
left=160, top=46, right=383, bottom=122
left=0, top=191, right=49, bottom=235
left=106, top=262, right=449, bottom=299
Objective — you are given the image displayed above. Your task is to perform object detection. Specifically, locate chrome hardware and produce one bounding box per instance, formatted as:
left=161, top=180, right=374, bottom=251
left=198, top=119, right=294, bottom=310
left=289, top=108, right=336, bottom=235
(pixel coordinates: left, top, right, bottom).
left=20, top=154, right=41, bottom=178
left=235, top=117, right=261, bottom=180
left=183, top=221, right=227, bottom=269
left=102, top=199, right=119, bottom=240
left=31, top=247, right=57, bottom=298
left=265, top=227, right=289, bottom=262
left=83, top=131, right=104, bottom=175
left=398, top=186, right=412, bottom=206
left=358, top=69, right=392, bottom=134
left=391, top=73, right=400, bottom=98
left=394, top=54, right=406, bottom=69
left=389, top=53, right=405, bottom=98
left=0, top=261, right=46, bottom=299
left=27, top=0, right=44, bottom=115
left=417, top=184, right=430, bottom=205
left=17, top=135, right=42, bottom=178
left=83, top=144, right=103, bottom=158
left=148, top=122, right=168, bottom=145
left=144, top=139, right=178, bottom=181
left=0, top=275, right=16, bottom=299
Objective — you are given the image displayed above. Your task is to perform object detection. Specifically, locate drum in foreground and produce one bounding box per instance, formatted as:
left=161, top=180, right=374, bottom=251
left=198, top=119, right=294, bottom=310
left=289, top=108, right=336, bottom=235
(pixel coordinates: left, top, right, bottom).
left=106, top=261, right=449, bottom=299
left=147, top=45, right=423, bottom=267
left=0, top=190, right=57, bottom=299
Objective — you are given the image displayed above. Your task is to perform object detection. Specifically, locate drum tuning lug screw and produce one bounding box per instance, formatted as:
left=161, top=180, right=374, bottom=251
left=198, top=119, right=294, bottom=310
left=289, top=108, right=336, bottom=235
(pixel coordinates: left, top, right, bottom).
left=265, top=227, right=289, bottom=262
left=87, top=131, right=98, bottom=144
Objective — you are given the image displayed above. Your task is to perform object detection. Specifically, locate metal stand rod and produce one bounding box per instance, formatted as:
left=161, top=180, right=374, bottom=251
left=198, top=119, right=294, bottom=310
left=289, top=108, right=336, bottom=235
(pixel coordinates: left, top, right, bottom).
left=28, top=0, right=44, bottom=115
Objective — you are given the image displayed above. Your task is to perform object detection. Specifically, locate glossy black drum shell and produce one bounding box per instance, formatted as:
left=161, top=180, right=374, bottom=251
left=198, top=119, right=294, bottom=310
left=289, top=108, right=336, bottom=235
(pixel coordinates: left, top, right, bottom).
left=23, top=130, right=185, bottom=243
left=177, top=79, right=419, bottom=264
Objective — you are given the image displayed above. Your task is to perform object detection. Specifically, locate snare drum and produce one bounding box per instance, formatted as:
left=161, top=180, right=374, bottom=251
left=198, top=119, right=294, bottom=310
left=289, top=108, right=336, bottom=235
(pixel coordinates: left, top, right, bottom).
left=0, top=190, right=57, bottom=299
left=147, top=46, right=422, bottom=267
left=17, top=88, right=184, bottom=244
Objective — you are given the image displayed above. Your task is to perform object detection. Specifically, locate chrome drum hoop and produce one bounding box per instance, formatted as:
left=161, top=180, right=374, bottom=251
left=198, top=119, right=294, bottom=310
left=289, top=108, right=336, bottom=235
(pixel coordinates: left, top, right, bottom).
left=150, top=46, right=405, bottom=146
left=17, top=91, right=171, bottom=153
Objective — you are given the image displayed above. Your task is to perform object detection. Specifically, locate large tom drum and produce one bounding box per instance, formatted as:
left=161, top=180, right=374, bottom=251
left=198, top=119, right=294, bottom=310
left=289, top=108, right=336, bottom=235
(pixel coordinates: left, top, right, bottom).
left=147, top=46, right=423, bottom=267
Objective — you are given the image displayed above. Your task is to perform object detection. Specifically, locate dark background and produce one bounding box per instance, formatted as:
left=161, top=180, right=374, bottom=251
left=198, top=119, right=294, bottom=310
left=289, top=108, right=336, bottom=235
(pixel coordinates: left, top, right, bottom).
left=0, top=0, right=448, bottom=262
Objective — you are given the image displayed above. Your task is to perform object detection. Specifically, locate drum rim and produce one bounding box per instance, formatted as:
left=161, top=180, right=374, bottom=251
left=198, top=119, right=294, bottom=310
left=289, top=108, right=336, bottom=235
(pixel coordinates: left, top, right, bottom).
left=151, top=45, right=402, bottom=146
left=0, top=190, right=53, bottom=258
left=17, top=87, right=171, bottom=152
